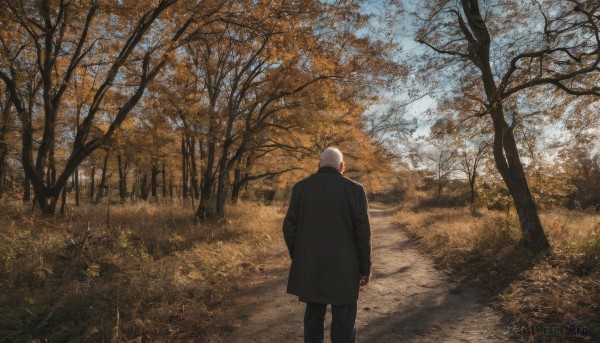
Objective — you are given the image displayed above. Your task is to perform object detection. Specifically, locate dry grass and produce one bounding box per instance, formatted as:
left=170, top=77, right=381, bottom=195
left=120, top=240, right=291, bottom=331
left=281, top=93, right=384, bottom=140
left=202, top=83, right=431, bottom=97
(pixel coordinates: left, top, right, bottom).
left=394, top=206, right=600, bottom=340
left=0, top=200, right=284, bottom=342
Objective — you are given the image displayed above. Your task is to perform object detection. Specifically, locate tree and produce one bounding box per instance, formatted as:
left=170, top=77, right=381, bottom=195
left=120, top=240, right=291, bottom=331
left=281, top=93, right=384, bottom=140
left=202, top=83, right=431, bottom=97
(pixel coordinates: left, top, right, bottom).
left=0, top=0, right=226, bottom=215
left=409, top=0, right=600, bottom=251
left=0, top=87, right=11, bottom=196
left=167, top=0, right=398, bottom=220
left=458, top=137, right=490, bottom=212
left=562, top=145, right=600, bottom=209
left=412, top=141, right=460, bottom=207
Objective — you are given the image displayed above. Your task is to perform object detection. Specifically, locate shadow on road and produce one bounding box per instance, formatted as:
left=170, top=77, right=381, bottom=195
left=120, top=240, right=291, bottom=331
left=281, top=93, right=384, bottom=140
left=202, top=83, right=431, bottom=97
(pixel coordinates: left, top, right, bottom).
left=218, top=204, right=532, bottom=343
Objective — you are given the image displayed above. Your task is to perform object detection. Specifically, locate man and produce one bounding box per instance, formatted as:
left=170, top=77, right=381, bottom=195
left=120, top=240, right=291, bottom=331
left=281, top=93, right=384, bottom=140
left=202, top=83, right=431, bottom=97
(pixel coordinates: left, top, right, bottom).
left=283, top=147, right=372, bottom=343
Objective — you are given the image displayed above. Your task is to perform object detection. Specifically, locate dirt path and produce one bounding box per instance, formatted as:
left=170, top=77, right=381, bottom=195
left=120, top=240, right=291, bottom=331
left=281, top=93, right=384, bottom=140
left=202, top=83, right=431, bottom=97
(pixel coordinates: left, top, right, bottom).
left=217, top=204, right=512, bottom=342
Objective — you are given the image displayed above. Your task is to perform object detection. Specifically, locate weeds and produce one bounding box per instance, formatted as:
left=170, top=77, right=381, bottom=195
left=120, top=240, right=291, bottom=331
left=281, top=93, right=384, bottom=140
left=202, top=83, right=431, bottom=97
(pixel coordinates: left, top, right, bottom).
left=0, top=200, right=283, bottom=342
left=394, top=207, right=600, bottom=339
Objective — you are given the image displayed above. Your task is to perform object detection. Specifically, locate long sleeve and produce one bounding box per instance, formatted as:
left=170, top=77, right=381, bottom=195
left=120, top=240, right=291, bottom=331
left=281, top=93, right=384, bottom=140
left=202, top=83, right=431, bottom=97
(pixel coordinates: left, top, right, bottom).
left=354, top=184, right=372, bottom=275
left=282, top=182, right=301, bottom=259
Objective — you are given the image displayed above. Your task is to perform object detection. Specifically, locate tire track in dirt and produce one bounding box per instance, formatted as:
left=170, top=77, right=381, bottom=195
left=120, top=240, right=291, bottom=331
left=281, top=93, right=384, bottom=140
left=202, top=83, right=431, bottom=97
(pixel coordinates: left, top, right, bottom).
left=216, top=204, right=512, bottom=342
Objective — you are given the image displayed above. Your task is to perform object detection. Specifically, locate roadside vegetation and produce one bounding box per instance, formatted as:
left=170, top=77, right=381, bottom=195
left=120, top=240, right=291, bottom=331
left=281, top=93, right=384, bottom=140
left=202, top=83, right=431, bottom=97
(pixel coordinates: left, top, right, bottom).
left=394, top=205, right=600, bottom=339
left=0, top=200, right=283, bottom=342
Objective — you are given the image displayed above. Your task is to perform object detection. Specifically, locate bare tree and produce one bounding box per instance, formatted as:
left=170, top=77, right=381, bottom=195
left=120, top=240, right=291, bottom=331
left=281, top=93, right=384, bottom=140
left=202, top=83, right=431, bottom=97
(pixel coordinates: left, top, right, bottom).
left=411, top=0, right=600, bottom=251
left=412, top=142, right=460, bottom=207
left=459, top=138, right=490, bottom=212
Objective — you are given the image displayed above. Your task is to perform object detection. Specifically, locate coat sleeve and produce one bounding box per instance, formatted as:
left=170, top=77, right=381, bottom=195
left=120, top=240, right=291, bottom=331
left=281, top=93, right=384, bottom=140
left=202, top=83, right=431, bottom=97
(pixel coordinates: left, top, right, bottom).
left=354, top=184, right=372, bottom=275
left=282, top=182, right=301, bottom=259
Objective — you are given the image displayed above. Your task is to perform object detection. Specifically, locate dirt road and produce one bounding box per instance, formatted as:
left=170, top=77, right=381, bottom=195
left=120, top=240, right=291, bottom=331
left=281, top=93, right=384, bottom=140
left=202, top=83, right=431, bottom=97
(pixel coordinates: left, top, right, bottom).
left=217, top=204, right=512, bottom=342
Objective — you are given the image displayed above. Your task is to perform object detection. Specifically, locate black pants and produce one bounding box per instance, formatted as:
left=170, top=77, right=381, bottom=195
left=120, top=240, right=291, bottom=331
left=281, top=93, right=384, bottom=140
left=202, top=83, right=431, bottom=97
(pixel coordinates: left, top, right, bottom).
left=304, top=302, right=357, bottom=343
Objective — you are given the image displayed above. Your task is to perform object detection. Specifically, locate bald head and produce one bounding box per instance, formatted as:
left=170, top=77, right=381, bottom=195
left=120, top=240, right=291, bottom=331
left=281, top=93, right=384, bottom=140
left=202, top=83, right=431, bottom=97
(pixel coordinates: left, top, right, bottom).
left=319, top=147, right=344, bottom=172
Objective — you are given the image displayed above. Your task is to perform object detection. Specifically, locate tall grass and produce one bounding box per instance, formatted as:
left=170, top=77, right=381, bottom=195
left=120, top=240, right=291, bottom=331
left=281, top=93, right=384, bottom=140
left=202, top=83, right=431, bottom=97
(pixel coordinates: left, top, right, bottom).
left=0, top=200, right=284, bottom=342
left=394, top=207, right=600, bottom=336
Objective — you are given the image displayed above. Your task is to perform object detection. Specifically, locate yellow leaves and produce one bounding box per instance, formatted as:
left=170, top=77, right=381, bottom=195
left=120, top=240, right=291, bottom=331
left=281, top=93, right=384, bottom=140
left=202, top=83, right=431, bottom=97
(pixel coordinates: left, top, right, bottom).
left=85, top=263, right=101, bottom=278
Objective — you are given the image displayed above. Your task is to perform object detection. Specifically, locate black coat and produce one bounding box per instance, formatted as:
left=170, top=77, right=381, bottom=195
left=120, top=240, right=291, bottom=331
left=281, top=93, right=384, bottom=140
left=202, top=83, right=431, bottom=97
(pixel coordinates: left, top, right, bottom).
left=282, top=166, right=372, bottom=305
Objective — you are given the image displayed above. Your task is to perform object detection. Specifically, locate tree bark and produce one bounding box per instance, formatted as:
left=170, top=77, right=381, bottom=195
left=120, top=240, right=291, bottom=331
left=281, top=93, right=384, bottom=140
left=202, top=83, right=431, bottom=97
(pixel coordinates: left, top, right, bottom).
left=151, top=163, right=159, bottom=199
left=96, top=150, right=110, bottom=203
left=0, top=96, right=8, bottom=197
left=216, top=168, right=229, bottom=217
left=33, top=184, right=57, bottom=214
left=196, top=134, right=217, bottom=220
left=231, top=153, right=254, bottom=203
left=231, top=161, right=243, bottom=203
left=131, top=168, right=139, bottom=201
left=47, top=141, right=56, bottom=188
left=469, top=172, right=477, bottom=213
left=181, top=135, right=188, bottom=199
left=117, top=154, right=128, bottom=201
left=89, top=165, right=95, bottom=203
left=188, top=137, right=199, bottom=199
left=140, top=172, right=149, bottom=201
left=460, top=0, right=549, bottom=251
left=162, top=162, right=167, bottom=198
left=59, top=185, right=67, bottom=215
left=0, top=143, right=6, bottom=197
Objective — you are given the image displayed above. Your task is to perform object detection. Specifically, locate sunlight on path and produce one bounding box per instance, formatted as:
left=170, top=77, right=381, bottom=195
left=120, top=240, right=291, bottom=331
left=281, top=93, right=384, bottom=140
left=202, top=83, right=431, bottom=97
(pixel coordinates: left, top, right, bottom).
left=218, top=205, right=511, bottom=343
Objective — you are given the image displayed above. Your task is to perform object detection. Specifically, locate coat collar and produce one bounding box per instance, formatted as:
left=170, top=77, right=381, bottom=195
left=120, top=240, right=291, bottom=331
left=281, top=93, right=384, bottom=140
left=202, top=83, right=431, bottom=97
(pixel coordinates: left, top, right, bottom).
left=317, top=166, right=342, bottom=175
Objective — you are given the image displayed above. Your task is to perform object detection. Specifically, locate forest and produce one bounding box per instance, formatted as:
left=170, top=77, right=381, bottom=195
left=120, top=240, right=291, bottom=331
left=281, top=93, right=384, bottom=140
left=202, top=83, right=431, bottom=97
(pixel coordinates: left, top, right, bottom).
left=0, top=0, right=599, bottom=342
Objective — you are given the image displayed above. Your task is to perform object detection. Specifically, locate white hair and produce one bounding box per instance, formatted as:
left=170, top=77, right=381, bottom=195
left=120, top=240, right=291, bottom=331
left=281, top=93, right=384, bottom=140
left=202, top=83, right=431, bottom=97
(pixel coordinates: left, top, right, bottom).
left=320, top=147, right=343, bottom=168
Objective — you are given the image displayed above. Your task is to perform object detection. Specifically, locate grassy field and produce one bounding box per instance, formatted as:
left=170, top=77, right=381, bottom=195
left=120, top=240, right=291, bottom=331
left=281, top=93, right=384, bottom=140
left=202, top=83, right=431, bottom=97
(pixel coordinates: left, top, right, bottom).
left=0, top=200, right=284, bottom=342
left=2, top=198, right=599, bottom=342
left=393, top=205, right=600, bottom=339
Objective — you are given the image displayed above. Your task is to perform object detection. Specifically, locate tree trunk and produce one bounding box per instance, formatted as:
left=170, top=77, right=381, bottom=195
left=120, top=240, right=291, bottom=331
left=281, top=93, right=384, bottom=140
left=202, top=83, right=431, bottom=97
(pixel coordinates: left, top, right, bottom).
left=0, top=130, right=6, bottom=198
left=491, top=123, right=549, bottom=250
left=74, top=168, right=80, bottom=206
left=59, top=184, right=67, bottom=215
left=231, top=164, right=243, bottom=203
left=31, top=182, right=58, bottom=214
left=23, top=176, right=30, bottom=202
left=196, top=191, right=216, bottom=220
left=89, top=165, right=95, bottom=203
left=461, top=0, right=550, bottom=252
left=196, top=137, right=217, bottom=220
left=0, top=91, right=10, bottom=197
left=188, top=137, right=199, bottom=199
left=196, top=170, right=216, bottom=219
left=47, top=141, right=56, bottom=188
left=215, top=167, right=229, bottom=217
left=199, top=137, right=207, bottom=200
left=231, top=153, right=254, bottom=202
left=181, top=135, right=188, bottom=199
left=195, top=90, right=221, bottom=220
left=132, top=168, right=139, bottom=201
left=117, top=154, right=128, bottom=201
left=151, top=163, right=159, bottom=199
left=96, top=150, right=110, bottom=203
left=162, top=162, right=167, bottom=198
left=213, top=103, right=240, bottom=218
left=74, top=95, right=81, bottom=207
left=469, top=172, right=477, bottom=213
left=140, top=172, right=149, bottom=201
left=0, top=146, right=5, bottom=197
